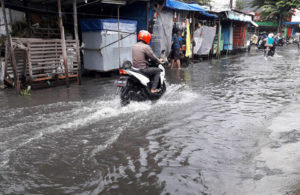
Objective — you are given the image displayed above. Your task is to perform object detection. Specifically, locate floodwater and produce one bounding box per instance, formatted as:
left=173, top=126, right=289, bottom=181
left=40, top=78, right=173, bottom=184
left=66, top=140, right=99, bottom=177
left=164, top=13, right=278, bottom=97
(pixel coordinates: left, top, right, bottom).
left=1, top=46, right=300, bottom=195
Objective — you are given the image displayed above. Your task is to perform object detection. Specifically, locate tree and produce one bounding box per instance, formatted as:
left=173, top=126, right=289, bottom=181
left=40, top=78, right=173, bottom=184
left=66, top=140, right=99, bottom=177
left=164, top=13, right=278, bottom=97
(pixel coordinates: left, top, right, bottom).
left=235, top=0, right=245, bottom=11
left=251, top=0, right=300, bottom=32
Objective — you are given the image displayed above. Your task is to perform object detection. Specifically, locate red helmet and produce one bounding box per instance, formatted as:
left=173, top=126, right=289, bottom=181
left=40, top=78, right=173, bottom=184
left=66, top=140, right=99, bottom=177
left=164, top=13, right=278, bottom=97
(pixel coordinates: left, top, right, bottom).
left=138, top=30, right=152, bottom=44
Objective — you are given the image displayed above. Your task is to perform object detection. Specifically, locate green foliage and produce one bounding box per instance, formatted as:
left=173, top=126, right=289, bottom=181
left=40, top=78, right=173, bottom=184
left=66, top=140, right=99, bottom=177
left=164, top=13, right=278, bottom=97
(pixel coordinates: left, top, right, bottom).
left=20, top=86, right=31, bottom=96
left=11, top=21, right=29, bottom=37
left=251, top=0, right=268, bottom=9
left=251, top=0, right=300, bottom=31
left=235, top=0, right=245, bottom=11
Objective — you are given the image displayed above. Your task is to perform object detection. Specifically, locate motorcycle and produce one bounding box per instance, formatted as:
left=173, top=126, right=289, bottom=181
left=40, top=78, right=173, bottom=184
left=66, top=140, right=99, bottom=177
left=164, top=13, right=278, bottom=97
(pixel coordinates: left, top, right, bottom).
left=276, top=37, right=284, bottom=46
left=115, top=61, right=167, bottom=106
left=264, top=44, right=275, bottom=57
left=257, top=39, right=266, bottom=49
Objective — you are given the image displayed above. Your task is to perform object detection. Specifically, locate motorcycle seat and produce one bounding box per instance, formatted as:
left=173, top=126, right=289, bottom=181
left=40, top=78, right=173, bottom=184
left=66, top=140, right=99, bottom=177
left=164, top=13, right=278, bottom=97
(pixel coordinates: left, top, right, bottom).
left=131, top=66, right=140, bottom=72
left=130, top=67, right=148, bottom=77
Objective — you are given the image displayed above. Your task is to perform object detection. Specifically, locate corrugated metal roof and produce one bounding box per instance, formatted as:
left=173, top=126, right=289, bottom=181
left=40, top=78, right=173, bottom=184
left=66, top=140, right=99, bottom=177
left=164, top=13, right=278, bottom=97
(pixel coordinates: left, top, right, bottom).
left=4, top=0, right=148, bottom=7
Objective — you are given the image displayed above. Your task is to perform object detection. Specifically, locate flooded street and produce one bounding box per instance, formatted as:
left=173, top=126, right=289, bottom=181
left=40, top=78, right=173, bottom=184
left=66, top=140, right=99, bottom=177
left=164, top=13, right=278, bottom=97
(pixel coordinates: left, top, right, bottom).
left=1, top=47, right=300, bottom=195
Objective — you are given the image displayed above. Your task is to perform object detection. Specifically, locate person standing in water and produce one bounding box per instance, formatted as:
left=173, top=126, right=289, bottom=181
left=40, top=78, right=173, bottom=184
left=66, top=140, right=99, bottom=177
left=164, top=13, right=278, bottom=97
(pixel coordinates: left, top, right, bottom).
left=170, top=28, right=181, bottom=69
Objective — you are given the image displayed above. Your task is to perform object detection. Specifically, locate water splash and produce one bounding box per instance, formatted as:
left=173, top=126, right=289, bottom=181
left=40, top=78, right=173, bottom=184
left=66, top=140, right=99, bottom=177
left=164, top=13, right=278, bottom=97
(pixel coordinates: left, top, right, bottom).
left=0, top=84, right=198, bottom=168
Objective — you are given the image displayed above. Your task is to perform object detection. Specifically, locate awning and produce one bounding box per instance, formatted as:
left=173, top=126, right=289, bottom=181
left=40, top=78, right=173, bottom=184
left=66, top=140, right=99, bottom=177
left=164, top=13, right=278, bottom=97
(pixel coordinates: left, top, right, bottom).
left=166, top=0, right=203, bottom=11
left=201, top=12, right=218, bottom=18
left=250, top=20, right=258, bottom=27
left=185, top=3, right=206, bottom=12
left=166, top=0, right=218, bottom=18
left=283, top=22, right=300, bottom=25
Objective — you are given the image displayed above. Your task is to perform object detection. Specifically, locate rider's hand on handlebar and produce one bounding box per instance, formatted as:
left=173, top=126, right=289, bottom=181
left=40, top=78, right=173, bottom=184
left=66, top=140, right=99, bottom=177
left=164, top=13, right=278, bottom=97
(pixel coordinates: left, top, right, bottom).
left=159, top=58, right=164, bottom=63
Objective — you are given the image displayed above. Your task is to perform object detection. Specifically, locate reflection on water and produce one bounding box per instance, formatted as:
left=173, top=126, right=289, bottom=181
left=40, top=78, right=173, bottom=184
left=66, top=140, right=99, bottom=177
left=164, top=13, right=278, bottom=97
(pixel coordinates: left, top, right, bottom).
left=1, top=47, right=300, bottom=194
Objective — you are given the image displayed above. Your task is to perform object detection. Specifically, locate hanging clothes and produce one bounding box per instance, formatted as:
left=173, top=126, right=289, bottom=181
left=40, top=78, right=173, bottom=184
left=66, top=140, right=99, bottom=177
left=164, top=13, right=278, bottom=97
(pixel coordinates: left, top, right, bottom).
left=193, top=25, right=216, bottom=55
left=185, top=20, right=192, bottom=58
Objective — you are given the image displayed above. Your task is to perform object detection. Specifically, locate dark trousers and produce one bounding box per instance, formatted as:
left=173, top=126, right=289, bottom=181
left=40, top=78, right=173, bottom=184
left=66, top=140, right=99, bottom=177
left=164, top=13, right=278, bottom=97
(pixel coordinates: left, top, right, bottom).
left=140, top=67, right=161, bottom=90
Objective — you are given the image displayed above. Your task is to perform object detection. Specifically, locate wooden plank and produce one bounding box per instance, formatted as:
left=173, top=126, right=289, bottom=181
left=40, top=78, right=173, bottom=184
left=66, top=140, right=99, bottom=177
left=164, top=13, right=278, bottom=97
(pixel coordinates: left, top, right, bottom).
left=23, top=38, right=62, bottom=42
left=36, top=61, right=58, bottom=66
left=30, top=50, right=65, bottom=55
left=32, top=73, right=53, bottom=78
left=31, top=57, right=62, bottom=62
left=1, top=0, right=21, bottom=95
left=30, top=47, right=63, bottom=51
left=4, top=44, right=8, bottom=79
left=29, top=43, right=76, bottom=47
left=58, top=74, right=78, bottom=79
left=29, top=48, right=76, bottom=54
left=73, top=0, right=81, bottom=85
left=22, top=53, right=27, bottom=80
left=27, top=39, right=75, bottom=43
left=32, top=76, right=53, bottom=82
left=4, top=77, right=13, bottom=86
left=31, top=55, right=63, bottom=59
left=32, top=66, right=57, bottom=71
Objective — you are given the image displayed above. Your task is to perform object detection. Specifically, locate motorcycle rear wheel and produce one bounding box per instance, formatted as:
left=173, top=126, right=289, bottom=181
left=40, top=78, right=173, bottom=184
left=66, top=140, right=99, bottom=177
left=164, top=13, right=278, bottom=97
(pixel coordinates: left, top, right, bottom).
left=120, top=87, right=130, bottom=106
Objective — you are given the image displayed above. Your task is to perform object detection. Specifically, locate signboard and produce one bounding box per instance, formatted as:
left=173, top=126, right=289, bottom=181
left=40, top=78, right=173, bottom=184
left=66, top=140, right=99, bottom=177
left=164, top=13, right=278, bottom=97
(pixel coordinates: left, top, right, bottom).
left=227, top=11, right=252, bottom=22
left=292, top=9, right=300, bottom=22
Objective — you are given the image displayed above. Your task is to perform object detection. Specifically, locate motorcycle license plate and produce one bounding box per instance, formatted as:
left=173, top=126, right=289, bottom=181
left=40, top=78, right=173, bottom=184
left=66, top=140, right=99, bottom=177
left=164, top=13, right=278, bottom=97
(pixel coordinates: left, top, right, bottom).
left=114, top=78, right=127, bottom=87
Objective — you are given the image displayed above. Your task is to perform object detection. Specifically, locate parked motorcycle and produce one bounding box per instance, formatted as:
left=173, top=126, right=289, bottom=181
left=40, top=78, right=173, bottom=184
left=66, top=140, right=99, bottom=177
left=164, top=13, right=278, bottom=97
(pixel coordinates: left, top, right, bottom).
left=115, top=61, right=167, bottom=106
left=257, top=39, right=266, bottom=49
left=274, top=37, right=285, bottom=46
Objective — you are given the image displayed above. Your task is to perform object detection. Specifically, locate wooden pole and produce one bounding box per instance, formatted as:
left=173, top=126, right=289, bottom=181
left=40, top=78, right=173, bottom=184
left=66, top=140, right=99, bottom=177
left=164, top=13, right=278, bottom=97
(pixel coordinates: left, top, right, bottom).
left=217, top=19, right=221, bottom=59
left=118, top=6, right=121, bottom=68
left=73, top=0, right=81, bottom=85
left=146, top=2, right=150, bottom=31
left=156, top=0, right=166, bottom=19
left=4, top=43, right=8, bottom=80
left=27, top=41, right=33, bottom=82
left=57, top=0, right=69, bottom=88
left=1, top=0, right=21, bottom=95
left=192, top=12, right=195, bottom=62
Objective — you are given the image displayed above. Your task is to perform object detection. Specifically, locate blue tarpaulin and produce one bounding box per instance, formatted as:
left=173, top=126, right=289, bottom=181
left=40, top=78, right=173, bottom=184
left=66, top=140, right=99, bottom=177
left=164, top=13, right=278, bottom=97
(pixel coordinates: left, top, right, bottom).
left=188, top=3, right=207, bottom=12
left=120, top=2, right=151, bottom=33
left=166, top=0, right=199, bottom=11
left=166, top=0, right=217, bottom=18
left=223, top=25, right=232, bottom=50
left=283, top=22, right=300, bottom=25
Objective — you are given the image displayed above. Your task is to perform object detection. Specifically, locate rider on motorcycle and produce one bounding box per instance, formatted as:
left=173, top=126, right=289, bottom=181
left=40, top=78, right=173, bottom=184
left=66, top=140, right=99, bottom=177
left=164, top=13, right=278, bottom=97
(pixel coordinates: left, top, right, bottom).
left=132, top=30, right=163, bottom=93
left=264, top=33, right=275, bottom=56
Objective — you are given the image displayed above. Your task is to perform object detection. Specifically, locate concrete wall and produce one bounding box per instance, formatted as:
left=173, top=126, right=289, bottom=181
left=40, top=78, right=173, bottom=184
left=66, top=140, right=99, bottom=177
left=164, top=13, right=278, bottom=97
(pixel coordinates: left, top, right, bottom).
left=0, top=8, right=25, bottom=35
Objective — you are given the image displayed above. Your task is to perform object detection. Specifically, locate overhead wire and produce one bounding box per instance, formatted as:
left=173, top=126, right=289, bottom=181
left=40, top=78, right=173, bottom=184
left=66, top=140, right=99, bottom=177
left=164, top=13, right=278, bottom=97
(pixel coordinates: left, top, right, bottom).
left=3, top=2, right=141, bottom=20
